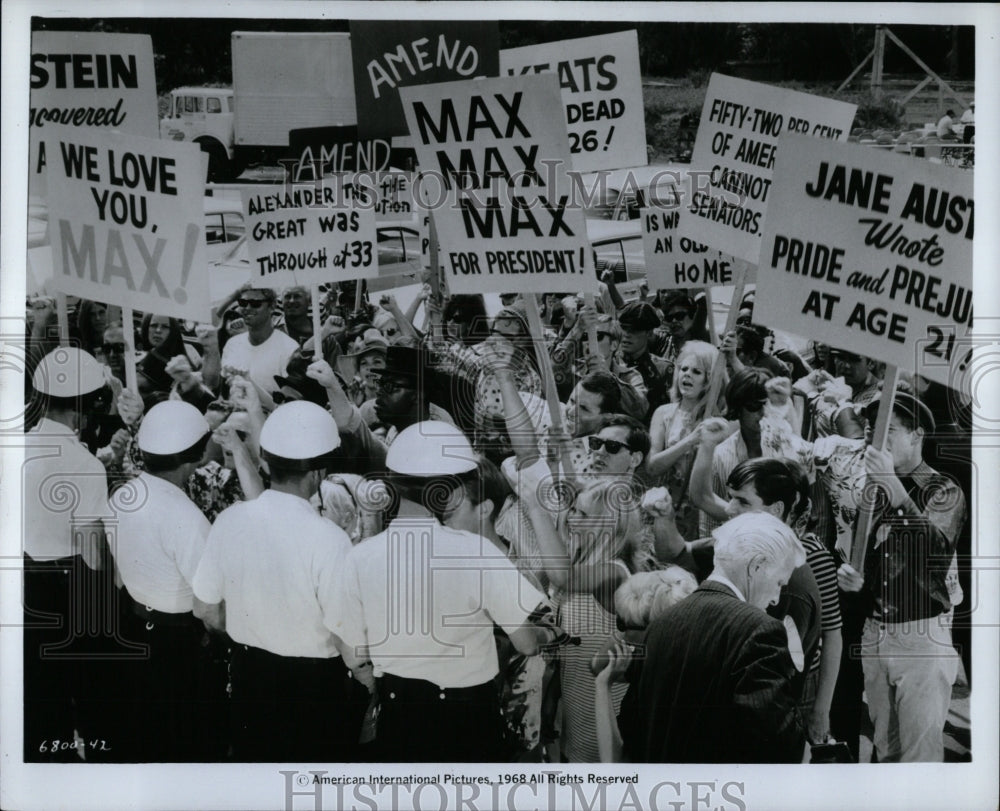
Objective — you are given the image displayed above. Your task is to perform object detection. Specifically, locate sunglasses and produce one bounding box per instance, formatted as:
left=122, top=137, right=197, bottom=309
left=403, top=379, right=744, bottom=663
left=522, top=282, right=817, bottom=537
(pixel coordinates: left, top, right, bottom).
left=237, top=298, right=269, bottom=309
left=665, top=311, right=691, bottom=322
left=742, top=399, right=768, bottom=414
left=271, top=391, right=300, bottom=405
left=587, top=435, right=631, bottom=455
left=102, top=343, right=126, bottom=355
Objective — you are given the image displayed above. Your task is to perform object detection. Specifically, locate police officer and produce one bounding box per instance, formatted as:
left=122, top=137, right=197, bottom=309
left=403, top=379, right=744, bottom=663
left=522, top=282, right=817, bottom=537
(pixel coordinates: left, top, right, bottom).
left=23, top=347, right=113, bottom=760
left=108, top=400, right=216, bottom=761
left=192, top=400, right=361, bottom=762
left=327, top=421, right=554, bottom=762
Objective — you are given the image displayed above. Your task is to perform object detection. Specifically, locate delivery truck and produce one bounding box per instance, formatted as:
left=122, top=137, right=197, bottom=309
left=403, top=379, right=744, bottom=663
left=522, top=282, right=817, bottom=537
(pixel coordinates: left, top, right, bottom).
left=159, top=31, right=357, bottom=180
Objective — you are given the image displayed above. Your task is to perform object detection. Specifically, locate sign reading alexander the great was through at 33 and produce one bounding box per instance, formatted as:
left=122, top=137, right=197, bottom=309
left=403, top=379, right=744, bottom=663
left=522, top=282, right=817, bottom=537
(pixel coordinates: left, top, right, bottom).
left=400, top=74, right=595, bottom=296
left=242, top=179, right=378, bottom=290
left=755, top=134, right=973, bottom=392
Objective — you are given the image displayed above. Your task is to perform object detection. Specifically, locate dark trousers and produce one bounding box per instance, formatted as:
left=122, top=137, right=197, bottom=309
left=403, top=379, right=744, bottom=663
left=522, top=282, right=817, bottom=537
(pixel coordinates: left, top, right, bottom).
left=229, top=644, right=363, bottom=762
left=829, top=590, right=868, bottom=762
left=23, top=555, right=81, bottom=760
left=376, top=673, right=505, bottom=762
left=116, top=601, right=213, bottom=762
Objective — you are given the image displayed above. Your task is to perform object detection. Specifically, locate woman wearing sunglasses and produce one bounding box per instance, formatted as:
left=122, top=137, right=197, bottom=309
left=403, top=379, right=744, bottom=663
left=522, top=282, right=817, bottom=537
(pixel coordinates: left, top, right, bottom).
left=504, top=414, right=671, bottom=763
left=646, top=341, right=724, bottom=543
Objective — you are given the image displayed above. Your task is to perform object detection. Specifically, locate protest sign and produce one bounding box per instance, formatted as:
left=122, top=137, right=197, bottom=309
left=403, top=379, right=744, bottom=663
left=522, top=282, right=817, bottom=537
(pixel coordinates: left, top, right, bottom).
left=400, top=74, right=595, bottom=296
left=44, top=126, right=210, bottom=323
left=30, top=32, right=157, bottom=203
left=286, top=126, right=393, bottom=181
left=500, top=30, right=646, bottom=173
left=640, top=179, right=745, bottom=289
left=755, top=135, right=973, bottom=391
left=242, top=179, right=378, bottom=289
left=350, top=21, right=499, bottom=141
left=680, top=73, right=856, bottom=264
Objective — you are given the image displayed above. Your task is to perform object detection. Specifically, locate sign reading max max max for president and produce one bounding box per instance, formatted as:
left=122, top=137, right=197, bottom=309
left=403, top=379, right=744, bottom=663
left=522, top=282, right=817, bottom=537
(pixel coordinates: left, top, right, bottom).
left=400, top=74, right=595, bottom=295
left=755, top=135, right=973, bottom=390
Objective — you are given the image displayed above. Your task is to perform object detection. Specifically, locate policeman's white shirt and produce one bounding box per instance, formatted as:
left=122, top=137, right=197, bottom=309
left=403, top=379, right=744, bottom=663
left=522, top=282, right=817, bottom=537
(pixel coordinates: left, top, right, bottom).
left=192, top=489, right=351, bottom=657
left=328, top=517, right=547, bottom=688
left=22, top=418, right=111, bottom=561
left=109, top=472, right=210, bottom=614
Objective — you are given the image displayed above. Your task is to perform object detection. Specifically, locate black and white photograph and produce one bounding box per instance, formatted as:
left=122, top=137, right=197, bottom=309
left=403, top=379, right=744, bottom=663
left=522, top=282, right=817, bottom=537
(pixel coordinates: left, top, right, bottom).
left=2, top=2, right=997, bottom=809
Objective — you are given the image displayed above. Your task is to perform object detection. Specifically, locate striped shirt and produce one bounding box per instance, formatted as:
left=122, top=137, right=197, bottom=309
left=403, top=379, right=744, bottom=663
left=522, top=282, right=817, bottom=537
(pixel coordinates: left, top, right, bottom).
left=801, top=532, right=843, bottom=673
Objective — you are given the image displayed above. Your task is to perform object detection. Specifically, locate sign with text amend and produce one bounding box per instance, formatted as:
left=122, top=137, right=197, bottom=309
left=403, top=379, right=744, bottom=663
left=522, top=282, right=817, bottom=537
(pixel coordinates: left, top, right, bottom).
left=30, top=31, right=158, bottom=202
left=350, top=20, right=499, bottom=141
left=400, top=74, right=595, bottom=296
left=500, top=30, right=646, bottom=173
left=44, top=126, right=210, bottom=322
left=286, top=126, right=394, bottom=181
left=680, top=73, right=856, bottom=264
left=755, top=135, right=973, bottom=391
left=242, top=179, right=378, bottom=290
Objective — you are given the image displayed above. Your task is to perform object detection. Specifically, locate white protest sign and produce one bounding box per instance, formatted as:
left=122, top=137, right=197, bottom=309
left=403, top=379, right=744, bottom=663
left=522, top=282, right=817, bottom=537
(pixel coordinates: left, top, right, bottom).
left=639, top=175, right=747, bottom=289
left=44, top=126, right=210, bottom=323
left=30, top=32, right=158, bottom=202
left=243, top=180, right=378, bottom=289
left=755, top=135, right=973, bottom=391
left=500, top=30, right=646, bottom=173
left=680, top=73, right=856, bottom=264
left=354, top=171, right=416, bottom=223
left=400, top=74, right=595, bottom=295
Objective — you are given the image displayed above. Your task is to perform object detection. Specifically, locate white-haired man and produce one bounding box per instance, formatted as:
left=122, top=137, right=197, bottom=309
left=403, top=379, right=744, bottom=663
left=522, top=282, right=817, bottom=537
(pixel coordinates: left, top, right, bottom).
left=619, top=511, right=806, bottom=763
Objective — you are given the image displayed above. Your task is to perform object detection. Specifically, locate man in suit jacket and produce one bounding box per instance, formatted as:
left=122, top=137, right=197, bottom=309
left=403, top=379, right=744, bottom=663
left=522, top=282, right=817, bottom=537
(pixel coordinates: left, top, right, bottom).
left=619, top=511, right=806, bottom=763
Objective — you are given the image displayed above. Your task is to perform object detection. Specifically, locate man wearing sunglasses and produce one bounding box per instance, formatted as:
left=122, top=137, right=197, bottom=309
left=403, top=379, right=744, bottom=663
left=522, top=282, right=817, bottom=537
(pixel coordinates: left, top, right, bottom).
left=219, top=287, right=297, bottom=412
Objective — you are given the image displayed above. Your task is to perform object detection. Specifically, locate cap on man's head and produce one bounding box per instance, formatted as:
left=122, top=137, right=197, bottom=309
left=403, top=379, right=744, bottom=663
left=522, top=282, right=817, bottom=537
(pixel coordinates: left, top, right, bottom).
left=32, top=347, right=106, bottom=397
left=864, top=389, right=936, bottom=434
left=137, top=401, right=210, bottom=456
left=386, top=421, right=477, bottom=476
left=618, top=300, right=661, bottom=331
left=259, top=400, right=341, bottom=471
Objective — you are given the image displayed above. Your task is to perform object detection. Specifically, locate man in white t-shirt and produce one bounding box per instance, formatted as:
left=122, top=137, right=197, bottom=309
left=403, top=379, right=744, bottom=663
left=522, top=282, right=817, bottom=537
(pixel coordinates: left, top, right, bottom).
left=219, top=287, right=297, bottom=411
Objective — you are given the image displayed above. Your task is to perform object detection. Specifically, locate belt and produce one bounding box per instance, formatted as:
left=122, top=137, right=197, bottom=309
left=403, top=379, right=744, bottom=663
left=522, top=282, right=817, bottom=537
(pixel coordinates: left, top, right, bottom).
left=379, top=672, right=496, bottom=702
left=23, top=553, right=78, bottom=570
left=131, top=601, right=197, bottom=628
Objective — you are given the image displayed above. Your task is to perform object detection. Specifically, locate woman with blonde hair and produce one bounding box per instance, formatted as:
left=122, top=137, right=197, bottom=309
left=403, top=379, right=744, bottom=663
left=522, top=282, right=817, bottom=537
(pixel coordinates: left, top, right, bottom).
left=645, top=340, right=723, bottom=541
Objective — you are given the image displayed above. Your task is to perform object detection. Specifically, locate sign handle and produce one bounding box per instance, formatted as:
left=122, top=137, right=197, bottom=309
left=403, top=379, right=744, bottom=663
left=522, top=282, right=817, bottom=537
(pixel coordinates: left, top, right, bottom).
left=428, top=213, right=443, bottom=332
left=55, top=291, right=70, bottom=348
left=312, top=284, right=324, bottom=358
left=849, top=366, right=899, bottom=572
left=524, top=295, right=577, bottom=482
left=583, top=293, right=600, bottom=359
left=121, top=304, right=138, bottom=394
left=704, top=265, right=747, bottom=419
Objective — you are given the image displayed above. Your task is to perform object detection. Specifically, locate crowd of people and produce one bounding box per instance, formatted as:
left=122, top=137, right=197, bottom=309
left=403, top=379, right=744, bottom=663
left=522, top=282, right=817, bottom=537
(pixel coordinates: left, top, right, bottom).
left=22, top=274, right=972, bottom=765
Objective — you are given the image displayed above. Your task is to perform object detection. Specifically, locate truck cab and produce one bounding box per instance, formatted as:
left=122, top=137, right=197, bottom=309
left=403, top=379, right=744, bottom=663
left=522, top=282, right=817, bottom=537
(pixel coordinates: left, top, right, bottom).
left=160, top=87, right=235, bottom=180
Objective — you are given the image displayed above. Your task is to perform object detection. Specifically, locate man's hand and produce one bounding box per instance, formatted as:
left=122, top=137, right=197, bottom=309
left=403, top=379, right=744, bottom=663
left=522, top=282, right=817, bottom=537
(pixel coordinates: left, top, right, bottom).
left=305, top=359, right=339, bottom=391
left=117, top=389, right=144, bottom=426
left=212, top=422, right=246, bottom=454
left=836, top=563, right=864, bottom=593
left=378, top=294, right=398, bottom=312
left=593, top=640, right=633, bottom=685
left=195, top=324, right=219, bottom=353
left=165, top=355, right=198, bottom=390
left=698, top=416, right=737, bottom=449
left=641, top=486, right=675, bottom=520
left=321, top=315, right=346, bottom=339
left=109, top=428, right=131, bottom=462
left=228, top=375, right=263, bottom=414
left=808, top=709, right=831, bottom=746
